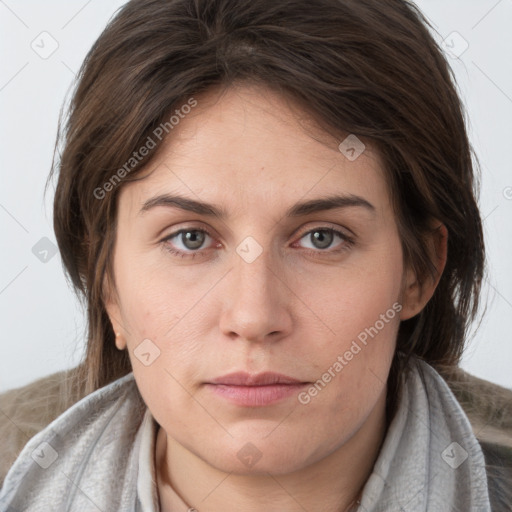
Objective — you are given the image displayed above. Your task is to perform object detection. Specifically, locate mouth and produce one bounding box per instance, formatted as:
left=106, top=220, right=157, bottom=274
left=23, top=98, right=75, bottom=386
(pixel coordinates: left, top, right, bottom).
left=205, top=372, right=310, bottom=407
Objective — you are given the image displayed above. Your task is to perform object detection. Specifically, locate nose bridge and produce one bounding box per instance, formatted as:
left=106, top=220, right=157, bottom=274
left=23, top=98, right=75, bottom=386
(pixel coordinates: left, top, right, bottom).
left=220, top=237, right=291, bottom=342
left=233, top=238, right=278, bottom=310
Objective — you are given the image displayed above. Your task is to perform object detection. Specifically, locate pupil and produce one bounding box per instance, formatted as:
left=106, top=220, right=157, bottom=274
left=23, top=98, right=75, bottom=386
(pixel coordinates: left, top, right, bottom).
left=184, top=231, right=204, bottom=249
left=312, top=230, right=332, bottom=249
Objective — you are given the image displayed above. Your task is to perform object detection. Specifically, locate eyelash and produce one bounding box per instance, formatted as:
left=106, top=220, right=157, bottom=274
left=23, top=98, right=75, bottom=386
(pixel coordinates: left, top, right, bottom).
left=160, top=226, right=355, bottom=260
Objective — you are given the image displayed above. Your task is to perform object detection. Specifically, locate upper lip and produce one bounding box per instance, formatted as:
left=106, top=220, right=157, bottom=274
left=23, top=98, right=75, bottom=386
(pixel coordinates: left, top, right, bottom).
left=209, top=372, right=305, bottom=386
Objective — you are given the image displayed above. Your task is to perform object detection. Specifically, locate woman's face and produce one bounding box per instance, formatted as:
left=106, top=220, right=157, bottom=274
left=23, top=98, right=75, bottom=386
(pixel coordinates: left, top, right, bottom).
left=106, top=84, right=418, bottom=475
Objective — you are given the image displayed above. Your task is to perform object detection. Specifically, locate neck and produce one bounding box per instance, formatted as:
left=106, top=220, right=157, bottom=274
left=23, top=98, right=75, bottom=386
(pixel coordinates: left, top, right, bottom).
left=156, top=389, right=388, bottom=512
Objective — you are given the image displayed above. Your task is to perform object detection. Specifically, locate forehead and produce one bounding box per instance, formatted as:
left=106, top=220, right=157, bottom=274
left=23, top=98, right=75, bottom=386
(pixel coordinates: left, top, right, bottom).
left=119, top=84, right=391, bottom=217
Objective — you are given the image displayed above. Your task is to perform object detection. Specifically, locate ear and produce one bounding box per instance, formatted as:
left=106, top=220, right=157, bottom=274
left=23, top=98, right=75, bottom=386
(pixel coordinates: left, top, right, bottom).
left=400, top=222, right=448, bottom=321
left=103, top=273, right=127, bottom=350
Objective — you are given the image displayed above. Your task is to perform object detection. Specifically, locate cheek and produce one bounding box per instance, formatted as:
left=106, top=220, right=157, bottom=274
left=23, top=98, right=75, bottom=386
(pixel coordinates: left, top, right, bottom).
left=291, top=240, right=403, bottom=406
left=292, top=281, right=400, bottom=452
left=296, top=246, right=402, bottom=349
left=114, top=251, right=189, bottom=338
left=114, top=262, right=212, bottom=405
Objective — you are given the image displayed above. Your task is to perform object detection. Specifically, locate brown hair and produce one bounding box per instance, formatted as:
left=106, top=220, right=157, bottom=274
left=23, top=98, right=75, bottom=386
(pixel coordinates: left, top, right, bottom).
left=48, top=0, right=485, bottom=419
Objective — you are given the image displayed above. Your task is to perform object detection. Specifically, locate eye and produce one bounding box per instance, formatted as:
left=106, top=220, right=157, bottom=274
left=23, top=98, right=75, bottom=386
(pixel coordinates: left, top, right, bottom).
left=160, top=225, right=354, bottom=259
left=161, top=228, right=216, bottom=258
left=294, top=227, right=354, bottom=254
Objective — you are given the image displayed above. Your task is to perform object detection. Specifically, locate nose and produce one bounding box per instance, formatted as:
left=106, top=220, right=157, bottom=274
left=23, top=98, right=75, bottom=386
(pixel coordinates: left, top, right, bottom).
left=219, top=242, right=293, bottom=345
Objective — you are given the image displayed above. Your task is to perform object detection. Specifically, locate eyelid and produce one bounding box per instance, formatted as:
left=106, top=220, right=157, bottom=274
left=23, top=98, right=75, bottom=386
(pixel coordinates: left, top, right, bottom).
left=292, top=222, right=354, bottom=241
left=161, top=226, right=218, bottom=248
left=291, top=226, right=355, bottom=255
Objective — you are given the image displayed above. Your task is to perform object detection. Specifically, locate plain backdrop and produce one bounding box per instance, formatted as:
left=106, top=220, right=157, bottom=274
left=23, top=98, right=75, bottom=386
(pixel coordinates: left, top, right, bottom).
left=0, top=0, right=511, bottom=393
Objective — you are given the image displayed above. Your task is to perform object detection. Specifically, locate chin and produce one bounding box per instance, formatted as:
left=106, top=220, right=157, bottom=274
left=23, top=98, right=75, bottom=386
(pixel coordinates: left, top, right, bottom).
left=195, top=434, right=325, bottom=476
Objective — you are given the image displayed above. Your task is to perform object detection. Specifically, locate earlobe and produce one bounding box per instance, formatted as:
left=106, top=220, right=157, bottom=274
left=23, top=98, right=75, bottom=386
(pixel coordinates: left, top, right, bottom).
left=115, top=331, right=127, bottom=351
left=105, top=303, right=127, bottom=350
left=107, top=311, right=127, bottom=350
left=399, top=266, right=421, bottom=321
left=400, top=222, right=448, bottom=321
left=103, top=274, right=127, bottom=350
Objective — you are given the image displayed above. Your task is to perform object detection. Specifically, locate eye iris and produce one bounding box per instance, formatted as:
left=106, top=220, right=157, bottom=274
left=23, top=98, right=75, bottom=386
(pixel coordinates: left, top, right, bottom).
left=311, top=229, right=333, bottom=249
left=182, top=230, right=205, bottom=249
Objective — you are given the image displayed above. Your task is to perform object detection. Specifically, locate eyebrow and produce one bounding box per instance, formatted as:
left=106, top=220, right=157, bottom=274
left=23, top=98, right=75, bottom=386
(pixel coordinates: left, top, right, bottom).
left=139, top=193, right=376, bottom=218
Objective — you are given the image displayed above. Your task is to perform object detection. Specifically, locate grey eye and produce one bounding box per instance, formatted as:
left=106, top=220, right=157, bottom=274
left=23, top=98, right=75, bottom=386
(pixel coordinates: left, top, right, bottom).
left=307, top=229, right=335, bottom=249
left=180, top=230, right=206, bottom=250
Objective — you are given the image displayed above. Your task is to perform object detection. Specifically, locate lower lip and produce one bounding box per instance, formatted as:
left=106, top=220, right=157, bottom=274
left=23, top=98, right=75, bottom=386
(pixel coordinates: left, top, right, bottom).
left=205, top=383, right=308, bottom=406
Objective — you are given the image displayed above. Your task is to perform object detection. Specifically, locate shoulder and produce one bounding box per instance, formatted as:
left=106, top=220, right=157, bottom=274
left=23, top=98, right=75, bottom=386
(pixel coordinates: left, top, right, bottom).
left=437, top=364, right=512, bottom=448
left=437, top=364, right=512, bottom=511
left=0, top=369, right=86, bottom=487
left=0, top=368, right=139, bottom=490
left=0, top=369, right=145, bottom=509
left=479, top=441, right=512, bottom=512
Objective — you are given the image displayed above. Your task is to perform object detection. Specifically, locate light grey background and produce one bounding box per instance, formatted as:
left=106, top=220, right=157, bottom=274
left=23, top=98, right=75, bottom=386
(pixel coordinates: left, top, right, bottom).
left=1, top=0, right=511, bottom=392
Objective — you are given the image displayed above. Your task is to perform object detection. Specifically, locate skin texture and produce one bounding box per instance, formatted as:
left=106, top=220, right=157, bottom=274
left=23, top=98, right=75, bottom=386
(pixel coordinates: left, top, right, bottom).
left=105, top=84, right=447, bottom=512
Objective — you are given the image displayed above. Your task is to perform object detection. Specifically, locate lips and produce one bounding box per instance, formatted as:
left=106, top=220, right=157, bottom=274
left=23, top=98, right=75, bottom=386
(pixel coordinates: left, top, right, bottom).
left=206, top=372, right=309, bottom=406
left=209, top=371, right=304, bottom=386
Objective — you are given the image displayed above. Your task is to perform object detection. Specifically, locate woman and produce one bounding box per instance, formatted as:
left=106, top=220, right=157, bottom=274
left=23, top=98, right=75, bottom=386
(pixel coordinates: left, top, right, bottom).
left=0, top=0, right=510, bottom=510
